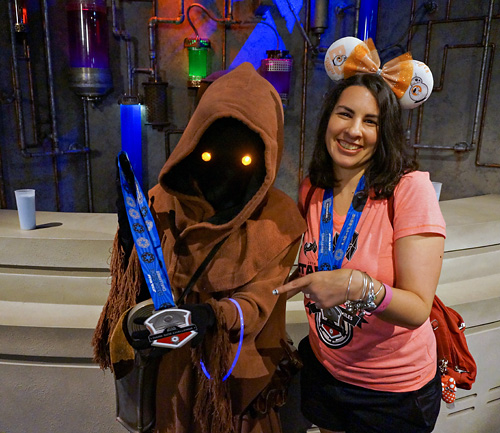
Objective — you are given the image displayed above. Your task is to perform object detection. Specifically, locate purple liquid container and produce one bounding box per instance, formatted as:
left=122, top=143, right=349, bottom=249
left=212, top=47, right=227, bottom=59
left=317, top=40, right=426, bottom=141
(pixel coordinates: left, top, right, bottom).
left=260, top=50, right=293, bottom=107
left=66, top=0, right=112, bottom=97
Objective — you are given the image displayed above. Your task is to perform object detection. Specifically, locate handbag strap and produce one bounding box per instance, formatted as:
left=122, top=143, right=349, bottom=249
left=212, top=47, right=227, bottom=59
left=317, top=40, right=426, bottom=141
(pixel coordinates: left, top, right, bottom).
left=301, top=183, right=317, bottom=218
left=176, top=235, right=229, bottom=305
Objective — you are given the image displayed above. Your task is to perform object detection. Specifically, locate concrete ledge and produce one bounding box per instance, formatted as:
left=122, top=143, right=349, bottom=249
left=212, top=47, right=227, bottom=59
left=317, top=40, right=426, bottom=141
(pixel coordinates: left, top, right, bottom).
left=0, top=325, right=95, bottom=358
left=0, top=209, right=116, bottom=268
left=440, top=194, right=500, bottom=251
left=0, top=266, right=110, bottom=305
left=0, top=300, right=104, bottom=329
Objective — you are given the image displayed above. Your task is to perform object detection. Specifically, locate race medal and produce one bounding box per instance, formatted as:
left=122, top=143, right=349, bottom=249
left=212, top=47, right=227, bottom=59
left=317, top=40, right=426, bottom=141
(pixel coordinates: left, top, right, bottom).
left=144, top=309, right=198, bottom=349
left=118, top=151, right=198, bottom=349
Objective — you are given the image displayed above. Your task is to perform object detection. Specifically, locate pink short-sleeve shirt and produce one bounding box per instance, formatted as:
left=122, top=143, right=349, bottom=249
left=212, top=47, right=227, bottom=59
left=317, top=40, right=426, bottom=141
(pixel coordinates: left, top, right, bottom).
left=298, top=171, right=446, bottom=392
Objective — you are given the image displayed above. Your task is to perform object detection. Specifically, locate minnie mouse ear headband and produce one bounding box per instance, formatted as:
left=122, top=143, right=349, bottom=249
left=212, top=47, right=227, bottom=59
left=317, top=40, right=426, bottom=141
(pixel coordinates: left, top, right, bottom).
left=324, top=36, right=434, bottom=110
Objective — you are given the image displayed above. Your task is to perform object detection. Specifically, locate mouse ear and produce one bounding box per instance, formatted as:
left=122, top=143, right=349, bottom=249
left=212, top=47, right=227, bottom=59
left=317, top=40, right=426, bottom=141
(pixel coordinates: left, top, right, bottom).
left=324, top=36, right=366, bottom=81
left=399, top=60, right=434, bottom=109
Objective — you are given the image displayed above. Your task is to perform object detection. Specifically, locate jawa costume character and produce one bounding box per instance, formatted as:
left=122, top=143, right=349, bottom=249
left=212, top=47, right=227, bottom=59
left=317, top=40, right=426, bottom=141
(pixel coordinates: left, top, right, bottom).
left=92, top=62, right=306, bottom=433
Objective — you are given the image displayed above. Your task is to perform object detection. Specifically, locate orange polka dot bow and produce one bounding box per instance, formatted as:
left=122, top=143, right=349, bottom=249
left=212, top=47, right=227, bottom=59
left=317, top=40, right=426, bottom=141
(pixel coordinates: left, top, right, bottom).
left=324, top=37, right=434, bottom=110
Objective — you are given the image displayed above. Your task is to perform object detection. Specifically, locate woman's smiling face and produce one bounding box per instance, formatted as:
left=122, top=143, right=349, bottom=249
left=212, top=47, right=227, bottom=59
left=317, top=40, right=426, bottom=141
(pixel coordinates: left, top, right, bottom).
left=325, top=85, right=380, bottom=178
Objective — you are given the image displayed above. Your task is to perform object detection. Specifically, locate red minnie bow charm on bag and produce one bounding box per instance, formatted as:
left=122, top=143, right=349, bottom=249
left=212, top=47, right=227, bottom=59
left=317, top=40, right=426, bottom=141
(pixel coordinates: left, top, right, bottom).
left=441, top=374, right=457, bottom=404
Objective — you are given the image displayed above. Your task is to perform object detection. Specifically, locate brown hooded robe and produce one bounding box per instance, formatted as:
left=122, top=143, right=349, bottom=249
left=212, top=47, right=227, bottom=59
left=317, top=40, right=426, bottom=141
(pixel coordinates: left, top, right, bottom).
left=93, top=62, right=306, bottom=433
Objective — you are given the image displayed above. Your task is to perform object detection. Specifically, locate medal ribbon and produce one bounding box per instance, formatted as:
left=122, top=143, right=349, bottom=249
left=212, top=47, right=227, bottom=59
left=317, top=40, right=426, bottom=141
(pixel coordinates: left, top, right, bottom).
left=318, top=175, right=366, bottom=271
left=117, top=151, right=175, bottom=310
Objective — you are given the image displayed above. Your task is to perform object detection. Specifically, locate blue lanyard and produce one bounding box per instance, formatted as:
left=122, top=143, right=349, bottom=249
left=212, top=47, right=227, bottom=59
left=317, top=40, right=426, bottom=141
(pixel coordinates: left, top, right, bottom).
left=117, top=151, right=175, bottom=310
left=318, top=176, right=366, bottom=271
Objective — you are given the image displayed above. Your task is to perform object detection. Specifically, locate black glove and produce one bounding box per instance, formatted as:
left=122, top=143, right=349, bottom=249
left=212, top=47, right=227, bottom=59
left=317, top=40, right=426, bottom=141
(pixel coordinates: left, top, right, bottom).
left=123, top=305, right=170, bottom=357
left=181, top=303, right=216, bottom=347
left=130, top=323, right=171, bottom=358
left=128, top=316, right=153, bottom=351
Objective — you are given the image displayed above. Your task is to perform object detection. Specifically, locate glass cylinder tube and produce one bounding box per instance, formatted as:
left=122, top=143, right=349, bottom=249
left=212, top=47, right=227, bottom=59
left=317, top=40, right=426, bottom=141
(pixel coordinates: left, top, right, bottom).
left=67, top=0, right=109, bottom=68
left=66, top=0, right=112, bottom=97
left=13, top=0, right=28, bottom=33
left=184, top=38, right=211, bottom=88
left=260, top=50, right=293, bottom=107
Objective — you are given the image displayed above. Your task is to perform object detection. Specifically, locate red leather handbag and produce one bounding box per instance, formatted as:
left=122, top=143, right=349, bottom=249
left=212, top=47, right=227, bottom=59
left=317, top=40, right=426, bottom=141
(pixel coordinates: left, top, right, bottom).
left=429, top=295, right=477, bottom=403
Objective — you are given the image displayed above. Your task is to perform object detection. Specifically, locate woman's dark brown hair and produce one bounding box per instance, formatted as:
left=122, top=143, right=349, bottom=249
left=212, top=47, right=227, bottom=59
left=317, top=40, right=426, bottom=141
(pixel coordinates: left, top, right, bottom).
left=309, top=73, right=418, bottom=199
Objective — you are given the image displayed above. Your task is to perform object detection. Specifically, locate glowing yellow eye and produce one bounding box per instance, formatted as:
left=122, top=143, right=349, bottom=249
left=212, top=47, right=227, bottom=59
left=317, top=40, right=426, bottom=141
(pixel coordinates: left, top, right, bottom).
left=241, top=155, right=252, bottom=166
left=201, top=152, right=212, bottom=162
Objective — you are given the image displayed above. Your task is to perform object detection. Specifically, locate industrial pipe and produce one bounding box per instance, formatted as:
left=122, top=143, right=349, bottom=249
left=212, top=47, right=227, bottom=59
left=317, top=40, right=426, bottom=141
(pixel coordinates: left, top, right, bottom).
left=285, top=0, right=315, bottom=50
left=407, top=0, right=499, bottom=165
left=82, top=98, right=94, bottom=212
left=298, top=0, right=312, bottom=184
left=111, top=0, right=134, bottom=97
left=7, top=0, right=63, bottom=209
left=6, top=0, right=96, bottom=211
left=474, top=0, right=497, bottom=167
left=310, top=0, right=330, bottom=39
left=147, top=0, right=185, bottom=82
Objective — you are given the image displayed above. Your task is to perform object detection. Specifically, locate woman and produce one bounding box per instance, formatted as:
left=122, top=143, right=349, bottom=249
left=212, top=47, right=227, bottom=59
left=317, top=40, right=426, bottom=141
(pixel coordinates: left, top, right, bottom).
left=274, top=66, right=446, bottom=431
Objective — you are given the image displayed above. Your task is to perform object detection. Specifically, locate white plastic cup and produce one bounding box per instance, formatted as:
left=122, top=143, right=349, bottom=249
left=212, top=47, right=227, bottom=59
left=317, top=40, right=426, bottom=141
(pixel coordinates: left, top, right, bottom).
left=14, top=189, right=36, bottom=230
left=431, top=182, right=442, bottom=201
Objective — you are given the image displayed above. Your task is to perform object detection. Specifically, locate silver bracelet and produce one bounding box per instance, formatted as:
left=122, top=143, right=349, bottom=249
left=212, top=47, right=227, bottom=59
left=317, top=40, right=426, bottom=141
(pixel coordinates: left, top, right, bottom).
left=345, top=272, right=378, bottom=315
left=345, top=271, right=366, bottom=315
left=344, top=269, right=355, bottom=303
left=363, top=275, right=378, bottom=312
left=361, top=272, right=368, bottom=302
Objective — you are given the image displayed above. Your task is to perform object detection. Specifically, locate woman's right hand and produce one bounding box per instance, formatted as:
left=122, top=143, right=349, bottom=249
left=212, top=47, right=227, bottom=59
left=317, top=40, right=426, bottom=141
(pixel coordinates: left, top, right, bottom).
left=274, top=268, right=360, bottom=309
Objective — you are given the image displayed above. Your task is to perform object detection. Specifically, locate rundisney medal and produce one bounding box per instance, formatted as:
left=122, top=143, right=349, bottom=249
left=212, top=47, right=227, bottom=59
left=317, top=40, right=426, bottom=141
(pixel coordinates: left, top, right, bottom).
left=314, top=176, right=368, bottom=339
left=118, top=151, right=198, bottom=349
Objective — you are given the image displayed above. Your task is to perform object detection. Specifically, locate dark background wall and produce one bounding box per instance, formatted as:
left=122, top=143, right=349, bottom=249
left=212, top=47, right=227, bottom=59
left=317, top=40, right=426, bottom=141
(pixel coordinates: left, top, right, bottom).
left=1, top=0, right=499, bottom=214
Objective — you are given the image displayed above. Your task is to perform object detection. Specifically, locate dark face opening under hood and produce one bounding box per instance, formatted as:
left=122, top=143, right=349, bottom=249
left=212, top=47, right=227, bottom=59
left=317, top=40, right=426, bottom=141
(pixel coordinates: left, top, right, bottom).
left=163, top=118, right=266, bottom=224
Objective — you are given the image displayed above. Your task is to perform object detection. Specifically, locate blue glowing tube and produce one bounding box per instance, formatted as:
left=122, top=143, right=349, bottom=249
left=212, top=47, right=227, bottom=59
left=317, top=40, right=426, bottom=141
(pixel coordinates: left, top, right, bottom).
left=120, top=104, right=143, bottom=187
left=357, top=0, right=379, bottom=42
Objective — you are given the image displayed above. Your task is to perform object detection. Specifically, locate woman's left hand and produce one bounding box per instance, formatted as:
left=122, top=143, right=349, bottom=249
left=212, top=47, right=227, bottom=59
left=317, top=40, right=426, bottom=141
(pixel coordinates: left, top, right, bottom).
left=274, top=268, right=356, bottom=309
